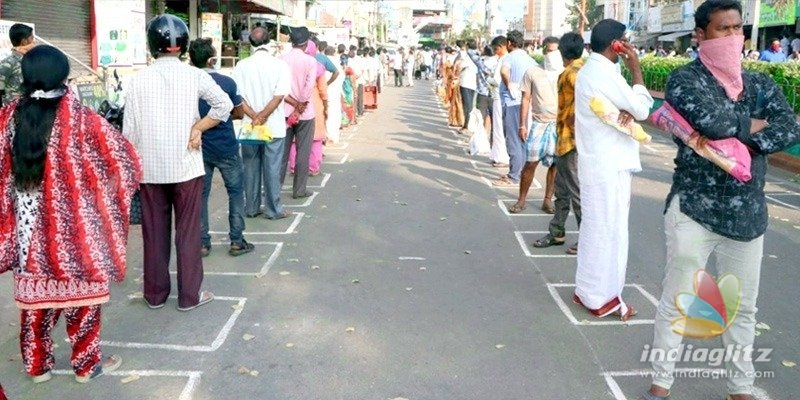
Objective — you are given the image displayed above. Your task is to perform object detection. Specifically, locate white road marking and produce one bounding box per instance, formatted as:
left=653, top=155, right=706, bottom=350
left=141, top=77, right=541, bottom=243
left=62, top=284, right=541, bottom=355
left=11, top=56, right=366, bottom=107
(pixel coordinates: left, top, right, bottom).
left=178, top=242, right=284, bottom=277
left=284, top=191, right=319, bottom=208
left=399, top=257, right=426, bottom=260
left=283, top=173, right=331, bottom=189
left=601, top=370, right=774, bottom=400
left=210, top=212, right=304, bottom=235
left=102, top=297, right=246, bottom=352
left=323, top=153, right=350, bottom=164
left=546, top=284, right=656, bottom=326
left=480, top=176, right=542, bottom=190
left=50, top=370, right=202, bottom=400
left=498, top=199, right=572, bottom=216
left=514, top=231, right=579, bottom=258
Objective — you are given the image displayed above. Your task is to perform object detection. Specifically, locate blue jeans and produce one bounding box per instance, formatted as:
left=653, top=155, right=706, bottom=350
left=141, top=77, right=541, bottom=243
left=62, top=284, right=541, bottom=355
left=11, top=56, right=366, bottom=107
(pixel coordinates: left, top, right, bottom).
left=201, top=152, right=246, bottom=248
left=502, top=104, right=524, bottom=182
left=242, top=137, right=286, bottom=219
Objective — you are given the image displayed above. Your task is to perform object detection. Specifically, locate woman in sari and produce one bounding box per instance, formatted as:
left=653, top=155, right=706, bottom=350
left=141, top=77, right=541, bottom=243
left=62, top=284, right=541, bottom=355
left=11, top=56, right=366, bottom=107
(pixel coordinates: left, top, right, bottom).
left=289, top=41, right=328, bottom=176
left=445, top=47, right=464, bottom=128
left=0, top=45, right=140, bottom=384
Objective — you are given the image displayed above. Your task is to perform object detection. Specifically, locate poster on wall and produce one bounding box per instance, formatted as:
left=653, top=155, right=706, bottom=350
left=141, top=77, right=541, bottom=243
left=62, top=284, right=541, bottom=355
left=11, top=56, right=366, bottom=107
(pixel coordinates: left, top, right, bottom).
left=759, top=0, right=796, bottom=27
left=0, top=20, right=34, bottom=59
left=201, top=13, right=223, bottom=69
left=94, top=0, right=147, bottom=67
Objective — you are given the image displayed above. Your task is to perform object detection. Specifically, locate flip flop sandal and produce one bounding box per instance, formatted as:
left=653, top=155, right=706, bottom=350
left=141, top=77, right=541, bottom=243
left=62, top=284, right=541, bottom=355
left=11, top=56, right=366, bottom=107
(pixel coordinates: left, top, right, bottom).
left=508, top=203, right=527, bottom=214
left=177, top=291, right=214, bottom=312
left=532, top=234, right=566, bottom=248
left=200, top=246, right=211, bottom=258
left=614, top=304, right=638, bottom=321
left=75, top=355, right=122, bottom=383
left=566, top=243, right=578, bottom=255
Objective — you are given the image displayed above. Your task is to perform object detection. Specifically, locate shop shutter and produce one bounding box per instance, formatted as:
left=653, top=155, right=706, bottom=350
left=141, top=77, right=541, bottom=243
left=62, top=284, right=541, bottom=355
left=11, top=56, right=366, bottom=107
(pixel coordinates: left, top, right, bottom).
left=2, top=0, right=91, bottom=78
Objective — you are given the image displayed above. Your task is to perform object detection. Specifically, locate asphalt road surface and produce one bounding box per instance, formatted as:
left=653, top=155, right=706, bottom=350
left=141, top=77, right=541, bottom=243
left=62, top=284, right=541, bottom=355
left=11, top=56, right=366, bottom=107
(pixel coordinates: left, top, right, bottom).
left=1, top=79, right=799, bottom=400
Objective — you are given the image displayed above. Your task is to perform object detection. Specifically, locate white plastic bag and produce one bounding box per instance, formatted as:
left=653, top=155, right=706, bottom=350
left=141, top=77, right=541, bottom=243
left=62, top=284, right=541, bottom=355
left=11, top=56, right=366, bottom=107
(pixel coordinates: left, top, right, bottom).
left=468, top=109, right=490, bottom=156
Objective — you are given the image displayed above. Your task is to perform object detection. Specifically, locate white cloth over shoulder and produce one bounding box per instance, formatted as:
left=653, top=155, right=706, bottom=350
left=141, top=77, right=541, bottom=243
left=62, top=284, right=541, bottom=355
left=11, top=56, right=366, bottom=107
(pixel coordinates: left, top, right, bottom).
left=574, top=53, right=653, bottom=184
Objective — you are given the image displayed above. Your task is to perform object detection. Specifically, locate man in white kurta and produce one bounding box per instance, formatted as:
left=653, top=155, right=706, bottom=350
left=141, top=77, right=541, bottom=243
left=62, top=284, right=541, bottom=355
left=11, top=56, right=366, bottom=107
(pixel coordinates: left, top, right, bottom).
left=573, top=19, right=653, bottom=320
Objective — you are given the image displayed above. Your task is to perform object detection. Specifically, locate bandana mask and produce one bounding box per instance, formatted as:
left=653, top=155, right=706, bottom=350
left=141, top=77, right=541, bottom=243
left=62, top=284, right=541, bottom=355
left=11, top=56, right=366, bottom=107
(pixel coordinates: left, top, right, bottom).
left=699, top=34, right=744, bottom=101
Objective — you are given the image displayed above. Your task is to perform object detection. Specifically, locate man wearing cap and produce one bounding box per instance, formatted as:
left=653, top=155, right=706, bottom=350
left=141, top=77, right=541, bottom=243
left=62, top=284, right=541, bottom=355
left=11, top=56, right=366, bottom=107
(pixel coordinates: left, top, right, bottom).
left=123, top=14, right=232, bottom=311
left=281, top=27, right=318, bottom=199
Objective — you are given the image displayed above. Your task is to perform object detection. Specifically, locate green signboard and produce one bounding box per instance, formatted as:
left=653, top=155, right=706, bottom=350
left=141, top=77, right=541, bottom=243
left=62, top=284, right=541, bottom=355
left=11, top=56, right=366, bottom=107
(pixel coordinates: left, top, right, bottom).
left=760, top=0, right=796, bottom=27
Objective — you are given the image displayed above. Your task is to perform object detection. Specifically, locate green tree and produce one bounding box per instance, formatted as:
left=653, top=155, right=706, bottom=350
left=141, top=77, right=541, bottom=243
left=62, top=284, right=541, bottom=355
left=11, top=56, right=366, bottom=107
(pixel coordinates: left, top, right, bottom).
left=454, top=24, right=490, bottom=42
left=566, top=0, right=604, bottom=32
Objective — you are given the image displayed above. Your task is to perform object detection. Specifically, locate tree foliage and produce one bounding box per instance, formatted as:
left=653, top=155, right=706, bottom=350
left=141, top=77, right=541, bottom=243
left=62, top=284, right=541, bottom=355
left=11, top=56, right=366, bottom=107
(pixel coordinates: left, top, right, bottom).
left=565, top=0, right=604, bottom=32
left=452, top=24, right=490, bottom=42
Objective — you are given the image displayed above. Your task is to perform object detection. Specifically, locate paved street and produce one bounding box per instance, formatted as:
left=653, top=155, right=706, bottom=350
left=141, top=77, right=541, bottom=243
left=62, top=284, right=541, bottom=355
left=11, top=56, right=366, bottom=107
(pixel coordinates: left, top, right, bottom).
left=1, top=80, right=799, bottom=400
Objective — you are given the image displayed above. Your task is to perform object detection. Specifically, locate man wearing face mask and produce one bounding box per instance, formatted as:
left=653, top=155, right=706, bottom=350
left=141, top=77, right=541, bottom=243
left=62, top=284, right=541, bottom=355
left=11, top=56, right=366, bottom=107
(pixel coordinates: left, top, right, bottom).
left=572, top=19, right=653, bottom=322
left=758, top=38, right=787, bottom=63
left=645, top=1, right=800, bottom=400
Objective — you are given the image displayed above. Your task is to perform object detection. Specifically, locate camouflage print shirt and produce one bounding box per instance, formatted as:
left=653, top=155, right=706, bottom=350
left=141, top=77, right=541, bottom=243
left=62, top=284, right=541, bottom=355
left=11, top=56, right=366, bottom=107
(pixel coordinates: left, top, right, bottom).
left=0, top=51, right=24, bottom=105
left=665, top=59, right=800, bottom=241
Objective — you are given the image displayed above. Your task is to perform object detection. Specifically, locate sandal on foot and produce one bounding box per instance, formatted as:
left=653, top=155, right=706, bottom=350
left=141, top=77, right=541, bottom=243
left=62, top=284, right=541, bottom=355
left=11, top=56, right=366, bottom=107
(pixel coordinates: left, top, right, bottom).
left=32, top=371, right=52, bottom=383
left=614, top=304, right=638, bottom=321
left=508, top=203, right=527, bottom=214
left=566, top=243, right=578, bottom=255
left=492, top=177, right=518, bottom=187
left=229, top=240, right=255, bottom=257
left=532, top=234, right=566, bottom=248
left=200, top=246, right=211, bottom=258
left=177, top=291, right=214, bottom=312
left=75, top=355, right=122, bottom=383
left=267, top=210, right=291, bottom=220
left=541, top=200, right=555, bottom=214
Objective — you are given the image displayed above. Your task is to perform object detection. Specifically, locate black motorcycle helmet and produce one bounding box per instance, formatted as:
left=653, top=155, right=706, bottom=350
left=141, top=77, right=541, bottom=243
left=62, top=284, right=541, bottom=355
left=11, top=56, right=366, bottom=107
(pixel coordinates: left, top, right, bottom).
left=147, top=14, right=189, bottom=57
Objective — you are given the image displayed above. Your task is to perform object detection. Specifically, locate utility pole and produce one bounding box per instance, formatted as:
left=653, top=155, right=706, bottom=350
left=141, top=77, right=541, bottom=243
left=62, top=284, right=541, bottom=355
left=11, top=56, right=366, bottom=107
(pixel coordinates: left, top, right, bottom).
left=750, top=0, right=761, bottom=50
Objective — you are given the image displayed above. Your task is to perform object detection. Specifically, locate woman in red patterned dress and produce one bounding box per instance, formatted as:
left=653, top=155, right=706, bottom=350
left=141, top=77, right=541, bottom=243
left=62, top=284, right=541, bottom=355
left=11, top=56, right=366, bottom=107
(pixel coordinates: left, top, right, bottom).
left=0, top=46, right=141, bottom=384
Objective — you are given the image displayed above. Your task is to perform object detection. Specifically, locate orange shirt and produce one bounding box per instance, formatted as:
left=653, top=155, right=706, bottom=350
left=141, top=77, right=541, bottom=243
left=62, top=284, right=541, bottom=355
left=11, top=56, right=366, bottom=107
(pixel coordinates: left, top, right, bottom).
left=556, top=58, right=583, bottom=156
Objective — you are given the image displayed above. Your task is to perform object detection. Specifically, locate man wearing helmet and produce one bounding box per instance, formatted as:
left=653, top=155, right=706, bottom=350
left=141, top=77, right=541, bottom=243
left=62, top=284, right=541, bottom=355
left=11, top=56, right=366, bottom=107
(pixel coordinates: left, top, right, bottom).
left=123, top=14, right=233, bottom=312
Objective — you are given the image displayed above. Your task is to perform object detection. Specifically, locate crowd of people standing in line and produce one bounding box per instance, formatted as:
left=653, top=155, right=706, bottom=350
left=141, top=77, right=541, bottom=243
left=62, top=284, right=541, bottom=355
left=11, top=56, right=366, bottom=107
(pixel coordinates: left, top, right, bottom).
left=433, top=1, right=798, bottom=399
left=0, top=15, right=388, bottom=390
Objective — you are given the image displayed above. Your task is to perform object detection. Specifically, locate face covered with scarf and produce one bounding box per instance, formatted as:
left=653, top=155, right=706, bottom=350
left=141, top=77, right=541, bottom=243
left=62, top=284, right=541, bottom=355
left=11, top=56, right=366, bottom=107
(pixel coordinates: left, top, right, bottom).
left=696, top=6, right=745, bottom=101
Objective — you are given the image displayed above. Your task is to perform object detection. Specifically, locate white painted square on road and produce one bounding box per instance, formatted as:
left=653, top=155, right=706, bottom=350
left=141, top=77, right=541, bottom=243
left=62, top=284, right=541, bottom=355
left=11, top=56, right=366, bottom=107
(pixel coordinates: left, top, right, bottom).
left=498, top=199, right=573, bottom=217
left=601, top=369, right=775, bottom=400
left=171, top=242, right=283, bottom=277
left=103, top=296, right=246, bottom=352
left=322, top=153, right=349, bottom=164
left=282, top=191, right=319, bottom=208
left=210, top=212, right=304, bottom=235
left=49, top=369, right=201, bottom=400
left=546, top=283, right=659, bottom=326
left=514, top=231, right=579, bottom=258
left=282, top=173, right=331, bottom=189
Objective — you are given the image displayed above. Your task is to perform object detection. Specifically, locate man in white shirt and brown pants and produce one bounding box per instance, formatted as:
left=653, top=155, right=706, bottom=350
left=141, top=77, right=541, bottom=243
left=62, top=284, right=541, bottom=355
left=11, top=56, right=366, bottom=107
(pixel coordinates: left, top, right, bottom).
left=123, top=14, right=233, bottom=311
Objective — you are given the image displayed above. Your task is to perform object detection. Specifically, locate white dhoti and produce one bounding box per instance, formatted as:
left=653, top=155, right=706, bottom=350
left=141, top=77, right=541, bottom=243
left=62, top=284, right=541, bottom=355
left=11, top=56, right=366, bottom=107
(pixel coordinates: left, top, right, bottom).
left=490, top=96, right=509, bottom=164
left=574, top=170, right=633, bottom=316
left=326, top=76, right=343, bottom=144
